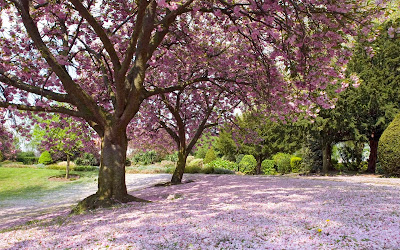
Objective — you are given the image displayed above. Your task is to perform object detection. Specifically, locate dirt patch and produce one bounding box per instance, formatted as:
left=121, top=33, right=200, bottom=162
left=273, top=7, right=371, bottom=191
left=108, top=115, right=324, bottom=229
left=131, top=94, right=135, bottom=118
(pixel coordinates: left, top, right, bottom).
left=48, top=175, right=80, bottom=182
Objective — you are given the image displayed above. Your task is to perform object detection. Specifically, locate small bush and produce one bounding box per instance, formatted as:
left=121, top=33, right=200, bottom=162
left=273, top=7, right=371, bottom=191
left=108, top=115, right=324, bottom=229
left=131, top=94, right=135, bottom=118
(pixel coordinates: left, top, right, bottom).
left=204, top=148, right=217, bottom=164
left=75, top=152, right=99, bottom=166
left=273, top=153, right=292, bottom=174
left=164, top=152, right=178, bottom=162
left=261, top=160, right=276, bottom=175
left=16, top=151, right=38, bottom=165
left=238, top=155, right=257, bottom=175
left=378, top=113, right=400, bottom=177
left=158, top=160, right=176, bottom=168
left=131, top=150, right=162, bottom=165
left=74, top=166, right=98, bottom=171
left=290, top=157, right=302, bottom=173
left=38, top=151, right=52, bottom=165
left=186, top=156, right=195, bottom=164
left=201, top=166, right=215, bottom=174
left=213, top=167, right=234, bottom=174
left=0, top=151, right=3, bottom=162
left=184, top=165, right=202, bottom=173
left=207, top=159, right=236, bottom=171
left=188, top=158, right=203, bottom=168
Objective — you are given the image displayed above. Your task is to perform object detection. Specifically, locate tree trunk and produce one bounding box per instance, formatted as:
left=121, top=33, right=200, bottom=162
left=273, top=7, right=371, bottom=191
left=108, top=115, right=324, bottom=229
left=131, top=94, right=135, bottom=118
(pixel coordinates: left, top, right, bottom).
left=367, top=137, right=378, bottom=174
left=73, top=127, right=148, bottom=214
left=171, top=147, right=187, bottom=184
left=322, top=143, right=332, bottom=174
left=256, top=155, right=262, bottom=175
left=66, top=154, right=70, bottom=179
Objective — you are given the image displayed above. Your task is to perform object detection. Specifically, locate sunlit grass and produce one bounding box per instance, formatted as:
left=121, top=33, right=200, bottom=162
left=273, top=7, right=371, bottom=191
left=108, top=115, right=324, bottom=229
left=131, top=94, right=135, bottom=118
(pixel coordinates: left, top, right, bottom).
left=0, top=166, right=97, bottom=200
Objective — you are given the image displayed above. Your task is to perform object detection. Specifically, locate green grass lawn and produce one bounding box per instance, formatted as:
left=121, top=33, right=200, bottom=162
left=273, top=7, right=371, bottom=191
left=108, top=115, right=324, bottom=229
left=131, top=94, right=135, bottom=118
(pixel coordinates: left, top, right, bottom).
left=0, top=166, right=97, bottom=200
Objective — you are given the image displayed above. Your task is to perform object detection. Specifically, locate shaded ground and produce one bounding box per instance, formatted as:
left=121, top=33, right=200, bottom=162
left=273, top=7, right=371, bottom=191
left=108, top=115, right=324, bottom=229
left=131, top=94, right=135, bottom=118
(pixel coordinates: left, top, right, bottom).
left=0, top=174, right=171, bottom=230
left=1, top=174, right=400, bottom=249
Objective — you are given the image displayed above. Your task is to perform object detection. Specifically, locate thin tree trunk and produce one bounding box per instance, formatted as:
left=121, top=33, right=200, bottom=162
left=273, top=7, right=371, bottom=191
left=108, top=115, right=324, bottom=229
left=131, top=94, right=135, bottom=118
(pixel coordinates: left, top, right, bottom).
left=171, top=147, right=187, bottom=184
left=256, top=155, right=262, bottom=175
left=322, top=143, right=332, bottom=174
left=66, top=154, right=70, bottom=179
left=73, top=126, right=148, bottom=213
left=367, top=138, right=378, bottom=173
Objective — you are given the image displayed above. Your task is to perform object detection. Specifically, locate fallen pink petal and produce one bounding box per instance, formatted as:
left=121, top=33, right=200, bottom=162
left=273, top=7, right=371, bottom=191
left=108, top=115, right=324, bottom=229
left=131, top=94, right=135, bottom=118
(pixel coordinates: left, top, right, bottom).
left=1, top=175, right=399, bottom=249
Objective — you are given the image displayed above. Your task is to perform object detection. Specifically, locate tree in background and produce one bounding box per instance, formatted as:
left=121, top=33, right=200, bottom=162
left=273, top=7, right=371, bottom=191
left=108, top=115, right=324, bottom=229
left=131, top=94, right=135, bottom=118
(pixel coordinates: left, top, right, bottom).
left=217, top=112, right=304, bottom=174
left=0, top=0, right=381, bottom=210
left=345, top=18, right=400, bottom=173
left=0, top=122, right=17, bottom=161
left=32, top=115, right=96, bottom=178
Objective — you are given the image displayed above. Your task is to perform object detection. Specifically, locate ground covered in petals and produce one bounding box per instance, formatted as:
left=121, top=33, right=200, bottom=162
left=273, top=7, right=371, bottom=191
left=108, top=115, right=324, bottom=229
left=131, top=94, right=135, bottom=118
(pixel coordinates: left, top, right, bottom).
left=1, top=175, right=400, bottom=249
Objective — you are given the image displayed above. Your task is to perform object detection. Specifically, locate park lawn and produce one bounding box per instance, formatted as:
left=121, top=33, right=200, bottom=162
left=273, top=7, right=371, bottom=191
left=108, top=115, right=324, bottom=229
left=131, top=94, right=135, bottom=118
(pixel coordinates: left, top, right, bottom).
left=0, top=167, right=97, bottom=200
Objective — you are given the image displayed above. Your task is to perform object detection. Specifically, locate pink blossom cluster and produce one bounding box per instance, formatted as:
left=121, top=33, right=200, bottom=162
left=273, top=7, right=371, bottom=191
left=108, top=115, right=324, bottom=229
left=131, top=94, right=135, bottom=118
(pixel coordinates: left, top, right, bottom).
left=0, top=0, right=383, bottom=142
left=1, top=175, right=399, bottom=249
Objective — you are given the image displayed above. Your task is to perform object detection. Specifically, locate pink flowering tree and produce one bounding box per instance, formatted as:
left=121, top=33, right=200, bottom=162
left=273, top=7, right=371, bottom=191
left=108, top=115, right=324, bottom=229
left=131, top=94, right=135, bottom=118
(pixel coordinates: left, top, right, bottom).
left=0, top=122, right=17, bottom=161
left=0, top=0, right=382, bottom=211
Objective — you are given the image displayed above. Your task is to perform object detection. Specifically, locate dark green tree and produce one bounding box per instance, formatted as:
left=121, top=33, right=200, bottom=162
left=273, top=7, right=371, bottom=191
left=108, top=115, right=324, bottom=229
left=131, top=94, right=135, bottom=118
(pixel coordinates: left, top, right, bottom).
left=345, top=18, right=400, bottom=173
left=216, top=112, right=303, bottom=174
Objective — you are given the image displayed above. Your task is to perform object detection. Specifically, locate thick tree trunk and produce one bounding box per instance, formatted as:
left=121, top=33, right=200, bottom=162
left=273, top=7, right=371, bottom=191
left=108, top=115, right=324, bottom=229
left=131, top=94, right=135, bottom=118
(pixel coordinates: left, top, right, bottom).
left=66, top=154, right=70, bottom=179
left=322, top=143, right=332, bottom=174
left=73, top=127, right=148, bottom=214
left=171, top=148, right=187, bottom=184
left=367, top=138, right=378, bottom=174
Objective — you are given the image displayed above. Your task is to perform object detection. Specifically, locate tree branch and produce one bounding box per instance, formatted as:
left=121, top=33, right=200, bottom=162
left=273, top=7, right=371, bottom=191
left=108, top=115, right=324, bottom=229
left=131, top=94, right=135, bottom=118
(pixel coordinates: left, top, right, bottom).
left=69, top=0, right=121, bottom=70
left=0, top=70, right=72, bottom=104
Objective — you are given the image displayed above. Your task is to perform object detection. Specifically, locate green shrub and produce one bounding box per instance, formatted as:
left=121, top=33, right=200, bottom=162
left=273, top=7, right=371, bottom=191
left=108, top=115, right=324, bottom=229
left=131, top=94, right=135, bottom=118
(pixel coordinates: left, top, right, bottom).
left=290, top=157, right=302, bottom=173
left=131, top=150, right=162, bottom=165
left=159, top=160, right=176, bottom=168
left=75, top=152, right=99, bottom=166
left=261, top=160, right=276, bottom=175
left=204, top=148, right=217, bottom=164
left=184, top=165, right=202, bottom=173
left=201, top=166, right=214, bottom=174
left=188, top=158, right=203, bottom=168
left=238, top=155, right=257, bottom=175
left=272, top=153, right=292, bottom=174
left=164, top=152, right=178, bottom=162
left=0, top=151, right=3, bottom=162
left=186, top=156, right=195, bottom=164
left=38, top=151, right=52, bottom=165
left=74, top=166, right=98, bottom=171
left=378, top=113, right=400, bottom=177
left=213, top=167, right=234, bottom=174
left=207, top=159, right=236, bottom=171
left=16, top=151, right=38, bottom=165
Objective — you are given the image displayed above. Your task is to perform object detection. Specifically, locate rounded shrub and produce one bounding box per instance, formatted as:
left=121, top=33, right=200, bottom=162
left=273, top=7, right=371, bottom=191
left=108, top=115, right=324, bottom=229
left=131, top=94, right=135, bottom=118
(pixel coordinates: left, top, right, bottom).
left=290, top=157, right=302, bottom=173
left=261, top=159, right=276, bottom=175
left=188, top=158, right=204, bottom=168
left=238, top=155, right=257, bottom=175
left=207, top=159, right=236, bottom=171
left=38, top=151, right=52, bottom=165
left=204, top=148, right=217, bottom=164
left=272, top=153, right=292, bottom=174
left=378, top=114, right=400, bottom=177
left=75, top=152, right=99, bottom=166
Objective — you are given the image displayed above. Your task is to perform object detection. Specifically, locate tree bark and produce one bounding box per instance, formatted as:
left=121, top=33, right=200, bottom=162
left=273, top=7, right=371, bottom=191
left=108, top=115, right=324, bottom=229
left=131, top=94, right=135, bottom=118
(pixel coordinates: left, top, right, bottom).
left=66, top=154, right=70, bottom=179
left=73, top=126, right=148, bottom=214
left=367, top=137, right=378, bottom=174
left=256, top=155, right=262, bottom=175
left=322, top=143, right=332, bottom=174
left=171, top=147, right=187, bottom=184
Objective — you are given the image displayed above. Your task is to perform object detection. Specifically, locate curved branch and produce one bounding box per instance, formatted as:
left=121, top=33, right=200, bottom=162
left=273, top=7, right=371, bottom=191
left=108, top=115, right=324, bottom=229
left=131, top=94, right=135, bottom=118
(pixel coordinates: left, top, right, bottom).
left=0, top=70, right=71, bottom=104
left=0, top=101, right=86, bottom=118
